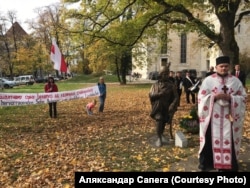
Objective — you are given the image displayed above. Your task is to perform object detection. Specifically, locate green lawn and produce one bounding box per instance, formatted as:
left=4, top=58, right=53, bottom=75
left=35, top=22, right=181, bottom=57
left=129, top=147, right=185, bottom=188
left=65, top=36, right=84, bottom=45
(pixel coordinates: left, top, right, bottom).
left=0, top=74, right=249, bottom=187
left=2, top=74, right=119, bottom=93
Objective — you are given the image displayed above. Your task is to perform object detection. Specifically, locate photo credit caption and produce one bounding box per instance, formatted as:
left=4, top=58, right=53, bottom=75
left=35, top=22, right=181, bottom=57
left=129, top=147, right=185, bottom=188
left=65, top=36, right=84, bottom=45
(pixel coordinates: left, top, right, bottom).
left=75, top=172, right=249, bottom=187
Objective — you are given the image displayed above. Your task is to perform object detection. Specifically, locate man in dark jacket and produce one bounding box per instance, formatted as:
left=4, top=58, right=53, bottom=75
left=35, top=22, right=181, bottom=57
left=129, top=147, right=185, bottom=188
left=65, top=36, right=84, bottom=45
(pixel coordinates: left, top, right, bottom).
left=149, top=64, right=179, bottom=147
left=231, top=64, right=246, bottom=87
left=182, top=71, right=197, bottom=104
left=97, top=77, right=107, bottom=112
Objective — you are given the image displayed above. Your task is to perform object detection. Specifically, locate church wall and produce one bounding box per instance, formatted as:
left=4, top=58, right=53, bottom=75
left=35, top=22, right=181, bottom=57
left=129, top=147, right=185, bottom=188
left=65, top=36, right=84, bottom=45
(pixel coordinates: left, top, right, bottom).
left=132, top=6, right=250, bottom=80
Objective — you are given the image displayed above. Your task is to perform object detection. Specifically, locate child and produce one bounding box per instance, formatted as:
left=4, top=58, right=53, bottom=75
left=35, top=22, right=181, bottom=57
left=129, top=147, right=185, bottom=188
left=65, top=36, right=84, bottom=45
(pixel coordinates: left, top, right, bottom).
left=86, top=99, right=97, bottom=115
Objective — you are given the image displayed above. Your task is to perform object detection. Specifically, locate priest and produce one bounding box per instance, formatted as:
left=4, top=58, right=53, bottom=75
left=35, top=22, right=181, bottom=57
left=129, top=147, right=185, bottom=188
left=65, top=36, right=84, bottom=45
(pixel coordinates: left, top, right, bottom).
left=197, top=55, right=247, bottom=171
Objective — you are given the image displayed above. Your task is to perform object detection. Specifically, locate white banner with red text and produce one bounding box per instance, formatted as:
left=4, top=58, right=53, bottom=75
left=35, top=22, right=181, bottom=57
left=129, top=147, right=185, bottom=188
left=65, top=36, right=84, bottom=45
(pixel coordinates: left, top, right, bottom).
left=0, top=86, right=100, bottom=107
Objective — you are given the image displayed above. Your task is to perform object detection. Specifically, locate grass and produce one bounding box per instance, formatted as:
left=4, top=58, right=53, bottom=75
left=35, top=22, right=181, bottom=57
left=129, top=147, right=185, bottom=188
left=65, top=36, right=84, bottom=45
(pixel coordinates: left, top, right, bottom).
left=69, top=73, right=119, bottom=83
left=1, top=74, right=120, bottom=93
left=0, top=74, right=151, bottom=117
left=1, top=74, right=249, bottom=187
left=3, top=73, right=249, bottom=93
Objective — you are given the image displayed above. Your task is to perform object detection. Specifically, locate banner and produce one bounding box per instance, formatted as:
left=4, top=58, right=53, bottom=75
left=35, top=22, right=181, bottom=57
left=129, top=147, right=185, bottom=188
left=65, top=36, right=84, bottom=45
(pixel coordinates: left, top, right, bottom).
left=0, top=86, right=100, bottom=107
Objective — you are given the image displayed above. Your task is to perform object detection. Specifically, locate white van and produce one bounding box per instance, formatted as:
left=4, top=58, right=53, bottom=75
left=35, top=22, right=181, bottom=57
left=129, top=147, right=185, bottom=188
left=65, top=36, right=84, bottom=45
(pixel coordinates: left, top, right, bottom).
left=15, top=75, right=35, bottom=85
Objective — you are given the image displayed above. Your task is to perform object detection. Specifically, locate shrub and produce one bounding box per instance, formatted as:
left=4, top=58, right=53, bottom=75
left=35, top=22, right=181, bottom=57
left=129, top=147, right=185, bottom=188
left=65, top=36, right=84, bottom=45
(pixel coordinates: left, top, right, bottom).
left=179, top=106, right=199, bottom=134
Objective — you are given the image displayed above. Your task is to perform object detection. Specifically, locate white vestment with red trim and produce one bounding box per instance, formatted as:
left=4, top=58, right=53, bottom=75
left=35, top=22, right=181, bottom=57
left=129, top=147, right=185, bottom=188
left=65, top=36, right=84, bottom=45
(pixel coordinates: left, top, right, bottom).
left=198, top=74, right=247, bottom=169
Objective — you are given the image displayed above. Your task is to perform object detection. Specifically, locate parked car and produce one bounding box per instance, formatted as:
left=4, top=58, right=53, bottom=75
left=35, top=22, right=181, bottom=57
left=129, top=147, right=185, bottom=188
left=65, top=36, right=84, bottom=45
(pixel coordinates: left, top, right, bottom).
left=14, top=75, right=35, bottom=85
left=34, top=76, right=46, bottom=83
left=44, top=75, right=63, bottom=82
left=0, top=78, right=16, bottom=88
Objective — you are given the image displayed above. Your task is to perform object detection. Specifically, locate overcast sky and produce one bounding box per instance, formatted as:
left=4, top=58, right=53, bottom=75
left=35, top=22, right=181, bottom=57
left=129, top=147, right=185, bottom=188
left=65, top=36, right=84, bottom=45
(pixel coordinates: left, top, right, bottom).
left=0, top=0, right=60, bottom=32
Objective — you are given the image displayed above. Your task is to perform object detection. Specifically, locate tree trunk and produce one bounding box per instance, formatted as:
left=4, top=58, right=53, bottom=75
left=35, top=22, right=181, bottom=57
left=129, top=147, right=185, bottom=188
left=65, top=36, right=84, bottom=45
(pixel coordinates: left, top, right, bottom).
left=115, top=57, right=122, bottom=83
left=213, top=1, right=240, bottom=69
left=120, top=50, right=132, bottom=85
left=120, top=54, right=127, bottom=85
left=216, top=17, right=239, bottom=68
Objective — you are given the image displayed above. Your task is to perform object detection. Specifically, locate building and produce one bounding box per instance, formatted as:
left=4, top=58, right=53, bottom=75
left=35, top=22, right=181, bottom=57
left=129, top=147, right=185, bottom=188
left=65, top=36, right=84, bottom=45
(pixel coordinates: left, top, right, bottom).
left=132, top=4, right=250, bottom=79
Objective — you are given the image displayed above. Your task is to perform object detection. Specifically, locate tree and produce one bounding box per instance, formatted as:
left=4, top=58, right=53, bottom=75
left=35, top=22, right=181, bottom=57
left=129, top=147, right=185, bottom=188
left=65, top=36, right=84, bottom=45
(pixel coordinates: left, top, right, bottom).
left=0, top=11, right=30, bottom=78
left=64, top=0, right=250, bottom=71
left=29, top=3, right=71, bottom=77
left=64, top=0, right=136, bottom=84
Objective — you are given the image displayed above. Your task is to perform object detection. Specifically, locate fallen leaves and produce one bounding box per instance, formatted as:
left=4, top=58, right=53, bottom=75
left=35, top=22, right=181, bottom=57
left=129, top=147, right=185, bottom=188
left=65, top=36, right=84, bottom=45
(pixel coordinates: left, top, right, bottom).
left=0, top=83, right=249, bottom=187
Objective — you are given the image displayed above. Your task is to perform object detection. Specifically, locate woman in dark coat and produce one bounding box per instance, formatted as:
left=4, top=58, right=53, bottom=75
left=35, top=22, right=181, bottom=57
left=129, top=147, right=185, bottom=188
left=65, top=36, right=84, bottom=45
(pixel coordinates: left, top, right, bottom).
left=44, top=77, right=58, bottom=118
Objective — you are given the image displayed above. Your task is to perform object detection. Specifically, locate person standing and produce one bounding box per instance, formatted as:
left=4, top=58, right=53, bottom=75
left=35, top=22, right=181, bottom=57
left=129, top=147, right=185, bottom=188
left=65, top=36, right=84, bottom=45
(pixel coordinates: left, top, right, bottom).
left=97, top=77, right=107, bottom=112
left=44, top=77, right=58, bottom=118
left=231, top=64, right=246, bottom=87
left=197, top=56, right=247, bottom=172
left=175, top=71, right=183, bottom=106
left=149, top=65, right=179, bottom=147
left=205, top=66, right=215, bottom=77
left=182, top=71, right=196, bottom=104
left=168, top=71, right=175, bottom=83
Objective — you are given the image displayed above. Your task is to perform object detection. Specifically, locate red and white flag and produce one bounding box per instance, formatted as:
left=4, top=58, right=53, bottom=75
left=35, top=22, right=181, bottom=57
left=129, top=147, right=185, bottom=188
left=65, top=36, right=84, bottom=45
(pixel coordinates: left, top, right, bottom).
left=50, top=38, right=68, bottom=73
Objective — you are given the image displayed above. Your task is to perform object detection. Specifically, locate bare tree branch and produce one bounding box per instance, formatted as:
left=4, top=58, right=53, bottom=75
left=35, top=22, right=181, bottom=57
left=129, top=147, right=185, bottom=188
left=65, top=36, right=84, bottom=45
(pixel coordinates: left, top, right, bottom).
left=234, top=10, right=250, bottom=27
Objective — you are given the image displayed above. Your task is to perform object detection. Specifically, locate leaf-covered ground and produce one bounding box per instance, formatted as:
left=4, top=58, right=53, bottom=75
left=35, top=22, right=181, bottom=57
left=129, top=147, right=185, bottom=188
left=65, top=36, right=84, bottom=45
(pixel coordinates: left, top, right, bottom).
left=0, top=83, right=249, bottom=187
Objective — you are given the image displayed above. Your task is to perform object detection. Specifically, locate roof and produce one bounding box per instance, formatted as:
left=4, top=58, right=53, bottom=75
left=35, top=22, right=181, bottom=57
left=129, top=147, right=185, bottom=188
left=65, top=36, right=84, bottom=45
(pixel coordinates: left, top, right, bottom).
left=5, top=22, right=28, bottom=38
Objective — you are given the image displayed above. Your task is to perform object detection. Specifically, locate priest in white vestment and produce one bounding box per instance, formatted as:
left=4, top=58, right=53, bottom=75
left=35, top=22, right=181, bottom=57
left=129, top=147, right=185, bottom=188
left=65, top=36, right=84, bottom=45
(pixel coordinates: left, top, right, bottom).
left=197, top=56, right=247, bottom=171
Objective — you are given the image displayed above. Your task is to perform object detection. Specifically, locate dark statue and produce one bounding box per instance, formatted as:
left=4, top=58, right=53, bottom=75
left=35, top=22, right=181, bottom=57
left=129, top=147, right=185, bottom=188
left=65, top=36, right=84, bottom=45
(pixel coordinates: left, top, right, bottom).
left=149, top=64, right=179, bottom=147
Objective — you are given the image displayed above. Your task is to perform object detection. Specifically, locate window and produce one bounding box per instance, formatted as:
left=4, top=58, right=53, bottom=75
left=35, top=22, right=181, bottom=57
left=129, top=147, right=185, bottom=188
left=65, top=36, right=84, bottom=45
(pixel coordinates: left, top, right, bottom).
left=161, top=58, right=168, bottom=66
left=161, top=33, right=168, bottom=54
left=180, top=33, right=187, bottom=63
left=206, top=60, right=210, bottom=70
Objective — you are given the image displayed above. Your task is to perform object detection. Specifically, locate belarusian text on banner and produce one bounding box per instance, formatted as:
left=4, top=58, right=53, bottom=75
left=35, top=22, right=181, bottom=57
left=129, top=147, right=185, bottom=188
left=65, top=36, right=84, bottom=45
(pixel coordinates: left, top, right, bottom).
left=0, top=86, right=100, bottom=107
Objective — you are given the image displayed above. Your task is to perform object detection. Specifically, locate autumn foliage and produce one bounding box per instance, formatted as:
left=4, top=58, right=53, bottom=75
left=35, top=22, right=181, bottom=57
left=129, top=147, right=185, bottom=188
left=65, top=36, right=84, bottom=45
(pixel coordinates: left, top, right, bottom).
left=0, top=83, right=249, bottom=187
